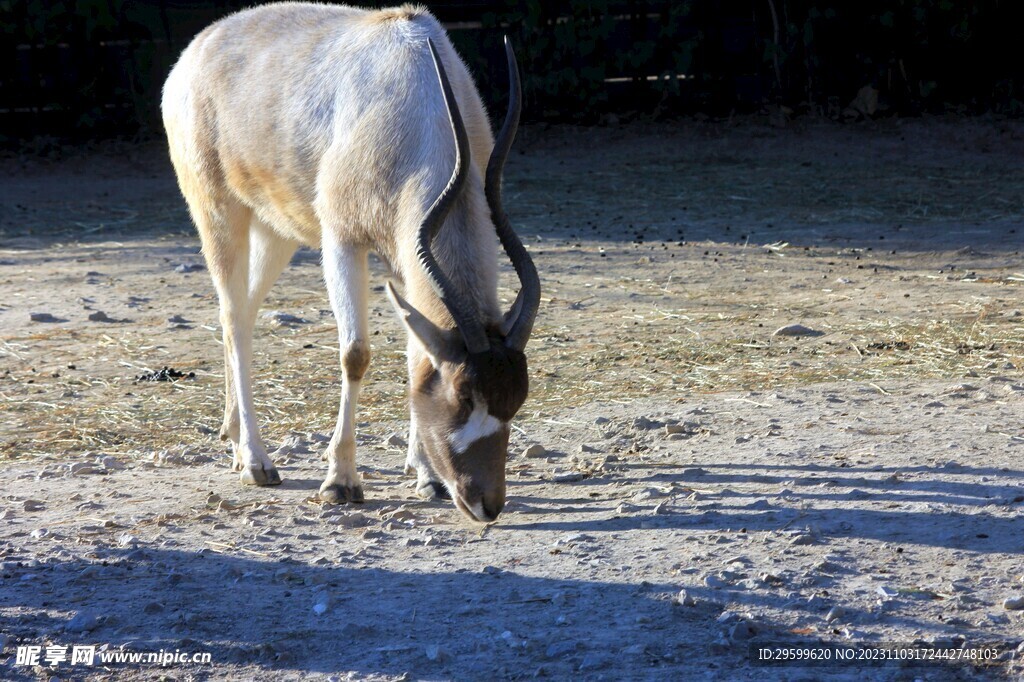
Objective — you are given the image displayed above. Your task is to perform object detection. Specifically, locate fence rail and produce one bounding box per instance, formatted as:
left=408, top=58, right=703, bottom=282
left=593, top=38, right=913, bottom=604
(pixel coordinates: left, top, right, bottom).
left=2, top=0, right=1021, bottom=141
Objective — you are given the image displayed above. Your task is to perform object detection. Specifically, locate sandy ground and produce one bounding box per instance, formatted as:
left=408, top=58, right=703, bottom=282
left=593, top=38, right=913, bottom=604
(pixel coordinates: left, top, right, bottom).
left=1, top=118, right=1023, bottom=680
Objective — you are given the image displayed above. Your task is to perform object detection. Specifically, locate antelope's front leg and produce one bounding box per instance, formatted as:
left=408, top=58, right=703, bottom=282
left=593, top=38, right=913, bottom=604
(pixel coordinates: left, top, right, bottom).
left=405, top=421, right=450, bottom=500
left=319, top=243, right=369, bottom=504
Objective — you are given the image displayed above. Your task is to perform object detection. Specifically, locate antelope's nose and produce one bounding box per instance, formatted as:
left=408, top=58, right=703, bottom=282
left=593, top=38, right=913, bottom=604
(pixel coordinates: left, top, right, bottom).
left=479, top=491, right=505, bottom=522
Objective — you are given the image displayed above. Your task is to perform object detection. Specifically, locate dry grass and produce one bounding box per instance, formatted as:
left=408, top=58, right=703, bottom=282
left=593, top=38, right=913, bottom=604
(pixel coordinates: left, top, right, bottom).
left=2, top=120, right=1023, bottom=464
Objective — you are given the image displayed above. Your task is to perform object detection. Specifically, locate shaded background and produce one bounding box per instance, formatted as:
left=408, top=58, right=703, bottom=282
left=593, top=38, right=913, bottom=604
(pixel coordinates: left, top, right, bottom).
left=2, top=0, right=1023, bottom=143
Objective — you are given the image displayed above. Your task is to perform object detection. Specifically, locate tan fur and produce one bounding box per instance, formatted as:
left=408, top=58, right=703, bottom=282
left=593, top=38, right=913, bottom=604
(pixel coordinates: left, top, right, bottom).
left=163, top=3, right=528, bottom=520
left=342, top=342, right=371, bottom=382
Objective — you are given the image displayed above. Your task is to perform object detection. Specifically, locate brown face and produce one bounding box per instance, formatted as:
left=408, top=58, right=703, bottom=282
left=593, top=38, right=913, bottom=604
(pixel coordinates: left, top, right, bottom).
left=410, top=344, right=529, bottom=522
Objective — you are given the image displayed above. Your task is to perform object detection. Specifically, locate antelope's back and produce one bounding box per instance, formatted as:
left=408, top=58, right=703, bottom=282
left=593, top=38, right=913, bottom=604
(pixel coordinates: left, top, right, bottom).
left=161, top=3, right=494, bottom=248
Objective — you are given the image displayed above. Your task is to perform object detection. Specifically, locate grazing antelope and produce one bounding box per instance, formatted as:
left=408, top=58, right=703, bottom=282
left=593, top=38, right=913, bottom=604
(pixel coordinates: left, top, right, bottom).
left=161, top=3, right=540, bottom=523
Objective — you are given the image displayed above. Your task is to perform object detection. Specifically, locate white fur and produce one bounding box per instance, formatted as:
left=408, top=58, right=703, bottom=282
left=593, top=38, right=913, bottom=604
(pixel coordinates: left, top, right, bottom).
left=161, top=3, right=504, bottom=493
left=449, top=403, right=504, bottom=453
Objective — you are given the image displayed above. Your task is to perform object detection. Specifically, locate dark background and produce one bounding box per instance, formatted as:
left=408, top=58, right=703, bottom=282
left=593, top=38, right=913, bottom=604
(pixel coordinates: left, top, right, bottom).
left=2, top=0, right=1022, bottom=143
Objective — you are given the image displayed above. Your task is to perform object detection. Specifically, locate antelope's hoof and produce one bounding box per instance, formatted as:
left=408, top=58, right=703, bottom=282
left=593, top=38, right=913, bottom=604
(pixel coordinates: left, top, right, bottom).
left=319, top=482, right=364, bottom=504
left=416, top=480, right=450, bottom=500
left=240, top=465, right=282, bottom=486
left=231, top=456, right=243, bottom=472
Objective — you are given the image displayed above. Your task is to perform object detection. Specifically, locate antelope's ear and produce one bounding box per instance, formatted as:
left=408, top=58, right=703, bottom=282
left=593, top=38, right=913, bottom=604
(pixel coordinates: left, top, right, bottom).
left=386, top=281, right=449, bottom=369
left=499, top=290, right=525, bottom=338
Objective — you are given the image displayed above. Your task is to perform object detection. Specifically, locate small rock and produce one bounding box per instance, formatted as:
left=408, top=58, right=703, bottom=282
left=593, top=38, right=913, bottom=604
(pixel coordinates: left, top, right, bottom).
left=728, top=620, right=755, bottom=642
left=615, top=502, right=642, bottom=515
left=69, top=462, right=100, bottom=476
left=30, top=312, right=65, bottom=323
left=65, top=610, right=100, bottom=633
left=262, top=310, right=309, bottom=326
left=633, top=487, right=669, bottom=502
left=312, top=591, right=331, bottom=616
left=632, top=416, right=662, bottom=430
left=545, top=640, right=578, bottom=659
left=1003, top=596, right=1024, bottom=611
left=101, top=456, right=125, bottom=471
left=825, top=606, right=845, bottom=623
left=876, top=585, right=898, bottom=599
left=23, top=500, right=45, bottom=512
left=522, top=443, right=547, bottom=458
left=143, top=602, right=164, bottom=614
left=425, top=644, right=447, bottom=662
left=167, top=314, right=192, bottom=324
left=578, top=653, right=609, bottom=671
left=789, top=533, right=818, bottom=546
left=88, top=310, right=129, bottom=323
left=773, top=324, right=824, bottom=338
left=174, top=263, right=205, bottom=273
left=552, top=471, right=584, bottom=483
left=385, top=433, right=408, bottom=449
left=704, top=574, right=727, bottom=589
left=675, top=589, right=696, bottom=606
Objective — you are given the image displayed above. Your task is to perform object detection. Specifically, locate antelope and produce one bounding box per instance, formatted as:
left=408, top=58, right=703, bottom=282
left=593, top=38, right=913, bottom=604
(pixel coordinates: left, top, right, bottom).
left=161, top=3, right=540, bottom=523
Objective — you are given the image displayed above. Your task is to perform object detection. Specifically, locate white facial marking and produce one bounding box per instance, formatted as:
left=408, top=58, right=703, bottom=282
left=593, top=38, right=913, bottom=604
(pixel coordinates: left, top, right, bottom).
left=449, top=402, right=504, bottom=453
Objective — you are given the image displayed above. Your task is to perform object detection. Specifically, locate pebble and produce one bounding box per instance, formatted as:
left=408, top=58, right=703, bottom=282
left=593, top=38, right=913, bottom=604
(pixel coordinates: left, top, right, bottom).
left=69, top=462, right=101, bottom=476
left=545, top=640, right=578, bottom=659
left=65, top=610, right=100, bottom=633
left=728, top=620, right=755, bottom=642
left=312, top=591, right=331, bottom=616
left=385, top=433, right=408, bottom=449
left=633, top=487, right=669, bottom=501
left=552, top=471, right=584, bottom=483
left=1003, top=596, right=1024, bottom=611
left=272, top=434, right=311, bottom=456
left=23, top=500, right=45, bottom=512
left=174, top=263, right=205, bottom=273
left=704, top=574, right=727, bottom=588
left=88, top=310, right=128, bottom=323
left=789, top=533, right=818, bottom=546
left=30, top=312, right=66, bottom=323
left=578, top=653, right=609, bottom=671
left=632, top=416, right=662, bottom=430
left=101, top=456, right=125, bottom=471
left=675, top=589, right=696, bottom=606
left=825, top=606, right=845, bottom=623
left=522, top=443, right=547, bottom=458
left=876, top=585, right=899, bottom=599
left=263, top=310, right=309, bottom=326
left=773, top=324, right=824, bottom=338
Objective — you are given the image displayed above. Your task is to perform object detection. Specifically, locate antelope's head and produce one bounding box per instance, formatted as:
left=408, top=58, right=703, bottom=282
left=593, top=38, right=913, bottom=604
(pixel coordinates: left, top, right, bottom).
left=386, top=38, right=539, bottom=523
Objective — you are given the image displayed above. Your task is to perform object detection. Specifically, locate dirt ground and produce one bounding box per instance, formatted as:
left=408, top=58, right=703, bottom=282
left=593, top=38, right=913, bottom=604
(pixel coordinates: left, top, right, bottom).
left=1, top=117, right=1023, bottom=681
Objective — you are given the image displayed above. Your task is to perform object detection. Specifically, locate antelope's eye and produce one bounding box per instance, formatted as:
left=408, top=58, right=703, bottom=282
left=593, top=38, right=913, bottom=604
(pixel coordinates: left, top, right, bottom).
left=459, top=397, right=473, bottom=412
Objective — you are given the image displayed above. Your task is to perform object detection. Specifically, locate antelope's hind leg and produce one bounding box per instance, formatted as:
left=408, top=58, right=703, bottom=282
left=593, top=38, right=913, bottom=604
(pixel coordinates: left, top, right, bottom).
left=220, top=220, right=299, bottom=473
left=195, top=202, right=287, bottom=486
left=319, top=241, right=370, bottom=504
